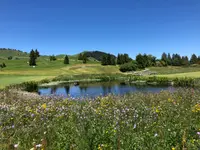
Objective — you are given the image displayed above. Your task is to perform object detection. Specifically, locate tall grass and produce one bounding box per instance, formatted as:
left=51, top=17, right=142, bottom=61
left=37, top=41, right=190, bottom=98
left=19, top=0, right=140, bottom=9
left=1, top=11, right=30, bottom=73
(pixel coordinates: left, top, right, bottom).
left=1, top=89, right=200, bottom=149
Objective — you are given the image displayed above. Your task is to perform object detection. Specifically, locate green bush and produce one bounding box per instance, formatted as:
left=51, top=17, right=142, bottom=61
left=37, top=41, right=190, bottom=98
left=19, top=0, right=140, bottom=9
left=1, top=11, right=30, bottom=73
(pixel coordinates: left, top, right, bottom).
left=119, top=62, right=137, bottom=72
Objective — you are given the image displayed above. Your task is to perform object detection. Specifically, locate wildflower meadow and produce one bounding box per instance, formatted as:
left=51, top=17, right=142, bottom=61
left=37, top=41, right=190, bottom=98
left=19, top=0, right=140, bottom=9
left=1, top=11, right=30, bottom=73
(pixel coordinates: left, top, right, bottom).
left=1, top=88, right=200, bottom=149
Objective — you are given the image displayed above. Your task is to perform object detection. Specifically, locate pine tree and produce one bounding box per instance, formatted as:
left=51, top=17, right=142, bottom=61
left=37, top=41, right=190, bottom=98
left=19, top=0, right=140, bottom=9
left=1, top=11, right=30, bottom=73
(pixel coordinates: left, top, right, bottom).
left=64, top=55, right=69, bottom=64
left=136, top=54, right=146, bottom=69
left=50, top=55, right=56, bottom=61
left=78, top=53, right=83, bottom=60
left=111, top=56, right=116, bottom=65
left=167, top=53, right=172, bottom=65
left=117, top=54, right=121, bottom=65
left=82, top=53, right=87, bottom=64
left=101, top=55, right=107, bottom=65
left=35, top=49, right=40, bottom=57
left=161, top=52, right=168, bottom=65
left=107, top=54, right=112, bottom=65
left=2, top=63, right=6, bottom=68
left=29, top=49, right=37, bottom=66
left=190, top=54, right=198, bottom=64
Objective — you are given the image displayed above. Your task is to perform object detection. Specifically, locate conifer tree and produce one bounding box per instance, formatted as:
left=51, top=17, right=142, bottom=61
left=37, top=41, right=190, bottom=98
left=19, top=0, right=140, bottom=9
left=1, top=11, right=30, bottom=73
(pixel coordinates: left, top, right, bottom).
left=64, top=55, right=69, bottom=64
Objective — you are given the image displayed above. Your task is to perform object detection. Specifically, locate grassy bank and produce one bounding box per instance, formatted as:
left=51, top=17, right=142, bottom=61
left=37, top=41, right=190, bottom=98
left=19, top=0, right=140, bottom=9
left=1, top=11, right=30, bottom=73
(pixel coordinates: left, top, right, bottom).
left=1, top=89, right=200, bottom=149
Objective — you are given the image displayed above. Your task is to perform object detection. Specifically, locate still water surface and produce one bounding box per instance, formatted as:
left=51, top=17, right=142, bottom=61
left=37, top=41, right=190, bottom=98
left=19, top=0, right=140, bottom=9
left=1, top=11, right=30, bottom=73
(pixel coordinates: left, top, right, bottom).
left=38, top=82, right=176, bottom=98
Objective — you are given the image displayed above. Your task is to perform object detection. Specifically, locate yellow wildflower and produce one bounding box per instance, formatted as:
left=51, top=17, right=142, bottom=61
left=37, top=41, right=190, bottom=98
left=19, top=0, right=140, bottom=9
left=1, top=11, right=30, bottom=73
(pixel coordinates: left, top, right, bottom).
left=192, top=104, right=200, bottom=112
left=156, top=108, right=160, bottom=113
left=98, top=144, right=103, bottom=150
left=42, top=103, right=47, bottom=109
left=172, top=147, right=175, bottom=150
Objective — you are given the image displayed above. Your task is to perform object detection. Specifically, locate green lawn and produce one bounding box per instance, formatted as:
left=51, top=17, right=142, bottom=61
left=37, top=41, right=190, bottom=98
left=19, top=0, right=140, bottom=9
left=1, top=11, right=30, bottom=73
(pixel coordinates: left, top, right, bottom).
left=0, top=57, right=120, bottom=88
left=2, top=56, right=200, bottom=88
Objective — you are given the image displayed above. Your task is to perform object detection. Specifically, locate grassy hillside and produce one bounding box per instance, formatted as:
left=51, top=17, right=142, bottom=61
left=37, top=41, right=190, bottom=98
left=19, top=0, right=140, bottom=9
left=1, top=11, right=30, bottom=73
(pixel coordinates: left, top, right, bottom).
left=0, top=48, right=28, bottom=58
left=0, top=56, right=120, bottom=88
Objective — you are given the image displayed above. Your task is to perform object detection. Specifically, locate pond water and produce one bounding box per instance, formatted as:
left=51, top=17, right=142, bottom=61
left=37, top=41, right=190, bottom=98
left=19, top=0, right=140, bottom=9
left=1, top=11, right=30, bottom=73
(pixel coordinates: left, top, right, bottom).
left=38, top=82, right=176, bottom=98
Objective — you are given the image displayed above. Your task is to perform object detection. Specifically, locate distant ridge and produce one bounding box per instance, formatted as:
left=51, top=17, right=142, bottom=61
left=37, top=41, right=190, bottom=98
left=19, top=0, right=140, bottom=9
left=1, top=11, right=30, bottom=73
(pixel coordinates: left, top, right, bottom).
left=0, top=48, right=28, bottom=57
left=82, top=50, right=116, bottom=61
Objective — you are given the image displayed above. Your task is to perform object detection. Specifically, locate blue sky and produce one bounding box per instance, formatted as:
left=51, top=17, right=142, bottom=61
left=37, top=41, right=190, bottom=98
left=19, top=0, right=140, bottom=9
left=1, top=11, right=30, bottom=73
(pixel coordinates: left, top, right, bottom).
left=0, top=0, right=200, bottom=58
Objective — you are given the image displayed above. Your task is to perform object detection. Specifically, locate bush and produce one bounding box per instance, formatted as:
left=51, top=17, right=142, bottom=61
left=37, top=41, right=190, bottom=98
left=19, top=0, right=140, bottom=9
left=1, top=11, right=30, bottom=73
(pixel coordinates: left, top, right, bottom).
left=8, top=56, right=13, bottom=60
left=119, top=62, right=137, bottom=72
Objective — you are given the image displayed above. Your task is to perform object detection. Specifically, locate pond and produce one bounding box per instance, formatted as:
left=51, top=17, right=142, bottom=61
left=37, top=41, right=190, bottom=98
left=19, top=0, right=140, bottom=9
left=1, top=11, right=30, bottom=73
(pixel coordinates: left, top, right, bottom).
left=38, top=82, right=176, bottom=98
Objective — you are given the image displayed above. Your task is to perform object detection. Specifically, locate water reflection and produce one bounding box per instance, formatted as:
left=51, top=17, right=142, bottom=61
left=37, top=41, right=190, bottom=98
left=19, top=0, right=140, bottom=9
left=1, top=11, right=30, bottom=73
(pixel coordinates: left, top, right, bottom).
left=64, top=85, right=70, bottom=95
left=38, top=82, right=176, bottom=98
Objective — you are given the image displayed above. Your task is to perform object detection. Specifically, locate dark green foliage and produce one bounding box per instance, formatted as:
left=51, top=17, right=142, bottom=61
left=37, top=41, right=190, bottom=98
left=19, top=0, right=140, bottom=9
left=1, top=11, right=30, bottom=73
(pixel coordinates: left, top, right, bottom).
left=50, top=55, right=57, bottom=61
left=171, top=54, right=182, bottom=66
left=8, top=56, right=12, bottom=60
left=111, top=56, right=116, bottom=65
left=167, top=53, right=172, bottom=65
left=35, top=49, right=40, bottom=57
left=101, top=55, right=107, bottom=65
left=29, top=49, right=39, bottom=66
left=2, top=62, right=6, bottom=68
left=64, top=55, right=69, bottom=64
left=84, top=51, right=116, bottom=61
left=136, top=54, right=156, bottom=69
left=161, top=52, right=168, bottom=65
left=78, top=53, right=83, bottom=60
left=119, top=62, right=137, bottom=72
left=101, top=54, right=116, bottom=66
left=190, top=54, right=198, bottom=64
left=0, top=63, right=6, bottom=70
left=23, top=81, right=38, bottom=92
left=181, top=56, right=189, bottom=66
left=136, top=54, right=146, bottom=69
left=82, top=53, right=87, bottom=64
left=117, top=53, right=132, bottom=65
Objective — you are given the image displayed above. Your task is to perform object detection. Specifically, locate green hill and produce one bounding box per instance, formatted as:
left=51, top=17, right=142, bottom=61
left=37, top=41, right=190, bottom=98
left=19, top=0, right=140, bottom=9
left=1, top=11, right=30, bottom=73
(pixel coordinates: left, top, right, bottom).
left=0, top=48, right=29, bottom=58
left=79, top=50, right=116, bottom=61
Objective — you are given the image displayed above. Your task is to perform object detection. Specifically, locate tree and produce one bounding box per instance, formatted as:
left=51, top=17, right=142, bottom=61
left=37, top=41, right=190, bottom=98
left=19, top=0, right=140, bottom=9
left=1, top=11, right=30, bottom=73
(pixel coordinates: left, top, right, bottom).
left=78, top=53, right=83, bottom=60
left=119, top=61, right=137, bottom=72
left=117, top=54, right=121, bottom=65
left=107, top=54, right=112, bottom=65
left=2, top=63, right=6, bottom=68
left=181, top=56, right=189, bottom=66
left=49, top=55, right=57, bottom=61
left=82, top=53, right=87, bottom=64
left=101, top=55, right=108, bottom=65
left=0, top=63, right=6, bottom=71
left=161, top=52, right=168, bottom=65
left=136, top=54, right=146, bottom=69
left=35, top=49, right=40, bottom=57
left=111, top=56, right=116, bottom=65
left=172, top=54, right=182, bottom=66
left=64, top=55, right=69, bottom=64
left=167, top=53, right=172, bottom=65
left=8, top=56, right=12, bottom=60
left=29, top=49, right=37, bottom=66
left=190, top=54, right=198, bottom=64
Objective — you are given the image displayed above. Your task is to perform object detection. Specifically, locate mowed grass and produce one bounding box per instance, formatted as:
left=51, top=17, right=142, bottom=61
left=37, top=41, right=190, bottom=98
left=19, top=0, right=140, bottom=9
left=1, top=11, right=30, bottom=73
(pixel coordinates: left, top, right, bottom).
left=149, top=66, right=200, bottom=74
left=0, top=57, right=120, bottom=88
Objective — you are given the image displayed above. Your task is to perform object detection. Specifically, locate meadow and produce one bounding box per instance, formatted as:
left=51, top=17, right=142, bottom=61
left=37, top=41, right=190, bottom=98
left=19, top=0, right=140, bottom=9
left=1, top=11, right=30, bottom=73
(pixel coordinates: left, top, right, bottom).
left=1, top=53, right=200, bottom=149
left=1, top=88, right=200, bottom=149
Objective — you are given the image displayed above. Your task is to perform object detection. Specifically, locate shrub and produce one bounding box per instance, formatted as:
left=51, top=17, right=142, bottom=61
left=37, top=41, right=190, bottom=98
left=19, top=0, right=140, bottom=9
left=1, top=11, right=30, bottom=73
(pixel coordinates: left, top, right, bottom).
left=119, top=62, right=137, bottom=72
left=8, top=56, right=13, bottom=60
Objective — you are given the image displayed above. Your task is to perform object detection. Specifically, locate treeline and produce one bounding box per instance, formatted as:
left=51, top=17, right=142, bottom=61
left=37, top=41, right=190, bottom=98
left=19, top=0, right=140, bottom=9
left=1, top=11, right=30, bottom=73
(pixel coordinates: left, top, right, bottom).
left=101, top=54, right=116, bottom=65
left=161, top=53, right=200, bottom=66
left=78, top=53, right=88, bottom=64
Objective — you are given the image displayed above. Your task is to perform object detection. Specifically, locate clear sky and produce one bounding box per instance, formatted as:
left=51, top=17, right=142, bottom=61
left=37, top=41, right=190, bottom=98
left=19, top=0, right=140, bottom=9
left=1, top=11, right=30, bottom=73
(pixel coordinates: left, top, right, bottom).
left=0, top=0, right=200, bottom=58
